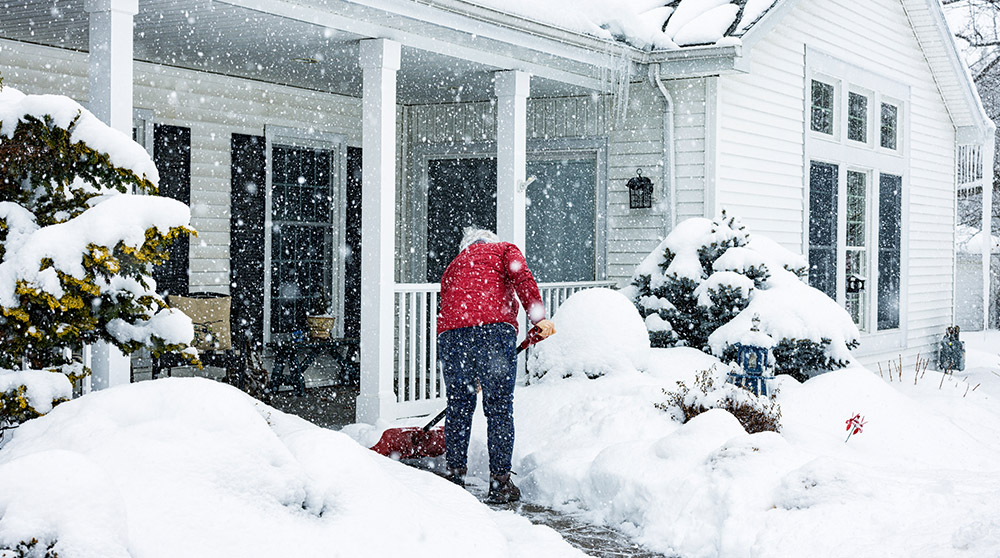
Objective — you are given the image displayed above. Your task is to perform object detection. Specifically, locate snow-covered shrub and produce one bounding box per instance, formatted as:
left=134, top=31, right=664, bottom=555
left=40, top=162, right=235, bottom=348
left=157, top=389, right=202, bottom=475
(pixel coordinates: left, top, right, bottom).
left=656, top=366, right=782, bottom=434
left=0, top=368, right=76, bottom=432
left=526, top=288, right=649, bottom=382
left=0, top=81, right=195, bottom=373
left=623, top=211, right=859, bottom=379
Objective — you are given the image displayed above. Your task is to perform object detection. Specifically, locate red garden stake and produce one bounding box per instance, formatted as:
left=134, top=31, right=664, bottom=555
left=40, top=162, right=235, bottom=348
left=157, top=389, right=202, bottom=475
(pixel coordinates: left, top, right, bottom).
left=845, top=413, right=867, bottom=443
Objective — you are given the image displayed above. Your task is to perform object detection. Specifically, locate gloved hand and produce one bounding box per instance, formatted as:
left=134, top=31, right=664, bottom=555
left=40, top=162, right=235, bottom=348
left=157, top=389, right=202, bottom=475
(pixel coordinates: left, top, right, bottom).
left=534, top=319, right=556, bottom=339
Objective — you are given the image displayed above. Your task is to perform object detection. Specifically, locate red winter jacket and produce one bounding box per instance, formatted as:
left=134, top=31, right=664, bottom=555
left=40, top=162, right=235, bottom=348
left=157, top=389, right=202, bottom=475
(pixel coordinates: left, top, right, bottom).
left=437, top=241, right=545, bottom=335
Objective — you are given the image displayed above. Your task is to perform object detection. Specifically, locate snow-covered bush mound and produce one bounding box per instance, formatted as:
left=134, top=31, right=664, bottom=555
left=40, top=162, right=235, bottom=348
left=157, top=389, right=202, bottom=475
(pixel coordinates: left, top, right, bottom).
left=657, top=365, right=782, bottom=434
left=624, top=212, right=859, bottom=379
left=0, top=368, right=75, bottom=429
left=0, top=378, right=584, bottom=558
left=526, top=288, right=649, bottom=381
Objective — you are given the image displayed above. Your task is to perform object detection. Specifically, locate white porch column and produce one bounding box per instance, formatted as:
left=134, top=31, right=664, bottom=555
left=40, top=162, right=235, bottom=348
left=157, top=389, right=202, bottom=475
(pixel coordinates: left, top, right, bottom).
left=982, top=130, right=996, bottom=330
left=495, top=70, right=530, bottom=251
left=86, top=0, right=136, bottom=390
left=356, top=39, right=401, bottom=424
left=85, top=0, right=137, bottom=132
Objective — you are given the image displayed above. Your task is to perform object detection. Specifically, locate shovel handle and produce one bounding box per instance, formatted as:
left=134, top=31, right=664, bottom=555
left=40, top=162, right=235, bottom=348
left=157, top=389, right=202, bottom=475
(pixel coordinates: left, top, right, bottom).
left=422, top=325, right=545, bottom=431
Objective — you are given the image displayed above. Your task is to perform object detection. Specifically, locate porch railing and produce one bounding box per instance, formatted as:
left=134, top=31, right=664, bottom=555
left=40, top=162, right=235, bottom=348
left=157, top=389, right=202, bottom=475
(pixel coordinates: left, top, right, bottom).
left=391, top=280, right=617, bottom=418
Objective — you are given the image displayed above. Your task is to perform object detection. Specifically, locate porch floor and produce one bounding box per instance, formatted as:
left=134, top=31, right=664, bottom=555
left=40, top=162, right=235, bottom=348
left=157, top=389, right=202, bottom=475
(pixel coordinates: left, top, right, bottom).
left=268, top=384, right=359, bottom=430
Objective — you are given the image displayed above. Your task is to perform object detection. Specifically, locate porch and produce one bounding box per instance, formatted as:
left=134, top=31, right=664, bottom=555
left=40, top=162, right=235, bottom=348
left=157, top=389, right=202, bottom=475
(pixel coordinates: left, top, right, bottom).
left=0, top=0, right=653, bottom=423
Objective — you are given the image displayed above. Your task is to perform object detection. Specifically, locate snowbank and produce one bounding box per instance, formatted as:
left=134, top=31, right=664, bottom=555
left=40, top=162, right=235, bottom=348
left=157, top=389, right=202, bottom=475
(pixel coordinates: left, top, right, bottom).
left=526, top=288, right=649, bottom=380
left=0, top=378, right=584, bottom=558
left=509, top=350, right=1000, bottom=557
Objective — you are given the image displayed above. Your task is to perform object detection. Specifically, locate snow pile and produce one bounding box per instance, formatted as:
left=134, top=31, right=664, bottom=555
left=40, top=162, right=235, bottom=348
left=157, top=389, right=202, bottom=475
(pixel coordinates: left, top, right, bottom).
left=0, top=378, right=585, bottom=558
left=465, top=0, right=779, bottom=49
left=0, top=87, right=158, bottom=183
left=505, top=349, right=1000, bottom=557
left=526, top=288, right=649, bottom=381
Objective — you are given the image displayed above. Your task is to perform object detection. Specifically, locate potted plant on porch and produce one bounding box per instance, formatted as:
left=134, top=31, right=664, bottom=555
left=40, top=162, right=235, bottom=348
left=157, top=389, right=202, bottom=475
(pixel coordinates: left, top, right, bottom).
left=305, top=293, right=336, bottom=340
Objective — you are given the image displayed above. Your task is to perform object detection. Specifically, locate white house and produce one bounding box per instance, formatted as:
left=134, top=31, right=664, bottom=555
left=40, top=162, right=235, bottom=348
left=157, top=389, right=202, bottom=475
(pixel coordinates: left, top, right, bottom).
left=0, top=0, right=992, bottom=423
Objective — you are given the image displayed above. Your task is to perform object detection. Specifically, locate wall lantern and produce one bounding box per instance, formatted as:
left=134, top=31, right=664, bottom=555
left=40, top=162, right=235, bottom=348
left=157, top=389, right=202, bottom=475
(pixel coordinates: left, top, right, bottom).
left=846, top=274, right=866, bottom=294
left=627, top=168, right=654, bottom=209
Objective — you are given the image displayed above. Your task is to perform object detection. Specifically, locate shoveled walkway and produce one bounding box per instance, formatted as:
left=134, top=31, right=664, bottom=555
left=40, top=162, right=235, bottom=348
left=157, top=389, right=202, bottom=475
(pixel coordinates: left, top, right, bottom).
left=270, top=385, right=670, bottom=558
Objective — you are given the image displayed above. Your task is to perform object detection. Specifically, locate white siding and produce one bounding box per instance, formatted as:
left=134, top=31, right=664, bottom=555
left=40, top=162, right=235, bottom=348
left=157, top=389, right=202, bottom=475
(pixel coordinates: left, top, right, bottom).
left=606, top=82, right=670, bottom=283
left=1, top=39, right=362, bottom=294
left=715, top=0, right=957, bottom=366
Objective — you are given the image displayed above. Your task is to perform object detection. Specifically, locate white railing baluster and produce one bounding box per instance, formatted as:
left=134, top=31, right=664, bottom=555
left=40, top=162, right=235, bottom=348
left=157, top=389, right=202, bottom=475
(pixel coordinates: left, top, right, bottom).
left=396, top=291, right=405, bottom=403
left=417, top=291, right=427, bottom=400
left=408, top=291, right=417, bottom=402
left=430, top=290, right=439, bottom=399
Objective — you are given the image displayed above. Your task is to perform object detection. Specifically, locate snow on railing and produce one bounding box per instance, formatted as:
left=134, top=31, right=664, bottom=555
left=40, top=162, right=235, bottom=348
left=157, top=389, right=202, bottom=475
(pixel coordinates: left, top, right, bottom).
left=391, top=280, right=616, bottom=417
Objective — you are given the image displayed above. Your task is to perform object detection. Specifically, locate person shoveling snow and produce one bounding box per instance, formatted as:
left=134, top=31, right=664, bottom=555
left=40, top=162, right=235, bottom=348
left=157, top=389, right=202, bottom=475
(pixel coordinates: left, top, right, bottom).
left=434, top=227, right=555, bottom=502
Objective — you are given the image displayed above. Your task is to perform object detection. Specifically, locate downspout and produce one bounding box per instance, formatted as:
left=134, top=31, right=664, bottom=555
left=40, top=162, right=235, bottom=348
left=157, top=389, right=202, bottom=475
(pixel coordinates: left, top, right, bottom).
left=983, top=128, right=996, bottom=330
left=650, top=64, right=676, bottom=234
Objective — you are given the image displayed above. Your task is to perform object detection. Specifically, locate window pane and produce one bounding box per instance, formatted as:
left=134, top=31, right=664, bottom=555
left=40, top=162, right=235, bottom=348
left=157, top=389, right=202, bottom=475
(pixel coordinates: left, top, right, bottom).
left=811, top=80, right=835, bottom=135
left=878, top=173, right=902, bottom=330
left=881, top=103, right=898, bottom=150
left=809, top=161, right=838, bottom=298
left=426, top=158, right=497, bottom=282
left=526, top=158, right=598, bottom=282
left=848, top=92, right=867, bottom=143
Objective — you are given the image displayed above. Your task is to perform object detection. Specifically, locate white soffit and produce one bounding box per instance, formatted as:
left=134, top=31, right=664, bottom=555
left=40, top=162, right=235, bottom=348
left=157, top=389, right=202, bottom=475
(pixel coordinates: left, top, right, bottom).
left=0, top=0, right=605, bottom=103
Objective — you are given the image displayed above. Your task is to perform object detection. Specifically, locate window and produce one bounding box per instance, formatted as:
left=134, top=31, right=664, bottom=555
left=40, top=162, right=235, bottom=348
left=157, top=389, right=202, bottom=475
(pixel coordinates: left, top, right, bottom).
left=806, top=50, right=906, bottom=338
left=878, top=174, right=901, bottom=330
left=262, top=128, right=345, bottom=341
left=270, top=145, right=336, bottom=335
left=845, top=170, right=867, bottom=327
left=880, top=103, right=898, bottom=150
left=811, top=80, right=835, bottom=135
left=848, top=93, right=868, bottom=143
left=808, top=162, right=838, bottom=299
left=525, top=157, right=598, bottom=282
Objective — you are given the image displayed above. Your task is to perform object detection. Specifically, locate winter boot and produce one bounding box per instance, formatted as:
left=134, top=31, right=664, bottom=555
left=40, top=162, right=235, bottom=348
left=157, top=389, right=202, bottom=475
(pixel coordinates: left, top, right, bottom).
left=443, top=467, right=467, bottom=487
left=486, top=472, right=520, bottom=503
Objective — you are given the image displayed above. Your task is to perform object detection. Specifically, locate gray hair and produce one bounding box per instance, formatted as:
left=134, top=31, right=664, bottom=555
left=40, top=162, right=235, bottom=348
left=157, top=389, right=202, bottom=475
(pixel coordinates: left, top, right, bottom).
left=459, top=227, right=500, bottom=251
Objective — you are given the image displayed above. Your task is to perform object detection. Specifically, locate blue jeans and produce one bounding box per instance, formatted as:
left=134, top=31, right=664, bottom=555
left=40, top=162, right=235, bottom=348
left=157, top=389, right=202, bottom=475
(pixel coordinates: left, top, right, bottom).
left=438, top=323, right=517, bottom=475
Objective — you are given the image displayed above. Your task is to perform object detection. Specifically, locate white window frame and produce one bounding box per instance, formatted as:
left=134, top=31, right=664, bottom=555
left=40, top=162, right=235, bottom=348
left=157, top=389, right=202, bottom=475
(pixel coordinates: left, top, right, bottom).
left=263, top=125, right=347, bottom=343
left=132, top=108, right=154, bottom=156
left=804, top=48, right=910, bottom=353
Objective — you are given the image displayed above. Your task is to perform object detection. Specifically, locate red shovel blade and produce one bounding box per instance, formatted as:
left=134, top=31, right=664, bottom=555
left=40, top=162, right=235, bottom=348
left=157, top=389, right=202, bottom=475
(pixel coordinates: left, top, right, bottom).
left=369, top=426, right=446, bottom=459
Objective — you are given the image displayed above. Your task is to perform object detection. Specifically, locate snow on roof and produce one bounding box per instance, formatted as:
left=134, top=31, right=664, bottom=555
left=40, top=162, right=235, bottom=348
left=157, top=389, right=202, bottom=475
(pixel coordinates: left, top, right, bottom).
left=462, top=0, right=780, bottom=49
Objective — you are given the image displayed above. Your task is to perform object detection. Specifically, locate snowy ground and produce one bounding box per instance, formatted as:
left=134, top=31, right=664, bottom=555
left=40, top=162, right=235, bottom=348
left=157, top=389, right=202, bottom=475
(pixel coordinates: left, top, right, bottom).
left=2, top=331, right=999, bottom=557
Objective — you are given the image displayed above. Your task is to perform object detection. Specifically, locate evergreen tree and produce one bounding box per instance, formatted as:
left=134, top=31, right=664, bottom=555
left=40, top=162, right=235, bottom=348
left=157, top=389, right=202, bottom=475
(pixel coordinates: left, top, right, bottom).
left=626, top=211, right=860, bottom=379
left=0, top=75, right=195, bottom=371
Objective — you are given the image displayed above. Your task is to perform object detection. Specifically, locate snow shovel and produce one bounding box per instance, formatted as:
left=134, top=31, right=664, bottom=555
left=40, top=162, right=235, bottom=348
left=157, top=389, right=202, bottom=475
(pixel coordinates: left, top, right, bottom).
left=369, top=326, right=546, bottom=459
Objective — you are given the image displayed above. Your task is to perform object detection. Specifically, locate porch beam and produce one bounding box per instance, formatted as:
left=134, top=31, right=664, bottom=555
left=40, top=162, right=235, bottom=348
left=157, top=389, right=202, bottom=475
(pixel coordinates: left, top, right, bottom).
left=356, top=38, right=401, bottom=424
left=85, top=0, right=137, bottom=390
left=215, top=0, right=609, bottom=91
left=495, top=70, right=529, bottom=252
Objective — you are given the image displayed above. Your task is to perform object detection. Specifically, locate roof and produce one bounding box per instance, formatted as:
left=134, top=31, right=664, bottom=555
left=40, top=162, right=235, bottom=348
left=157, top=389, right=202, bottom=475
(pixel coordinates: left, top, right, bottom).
left=456, top=0, right=781, bottom=49
left=457, top=0, right=991, bottom=139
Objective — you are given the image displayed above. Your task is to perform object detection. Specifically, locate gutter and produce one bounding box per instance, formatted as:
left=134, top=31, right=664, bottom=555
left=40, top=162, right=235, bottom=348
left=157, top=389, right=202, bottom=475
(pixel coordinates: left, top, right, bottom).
left=650, top=64, right=676, bottom=234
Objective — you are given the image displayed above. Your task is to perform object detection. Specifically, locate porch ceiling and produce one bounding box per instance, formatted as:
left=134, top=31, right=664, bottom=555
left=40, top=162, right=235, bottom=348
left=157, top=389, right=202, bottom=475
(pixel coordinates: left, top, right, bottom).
left=0, top=0, right=601, bottom=104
